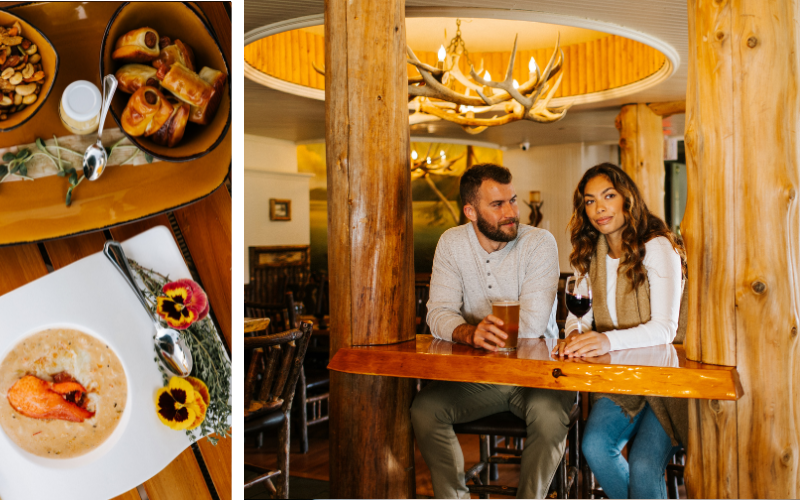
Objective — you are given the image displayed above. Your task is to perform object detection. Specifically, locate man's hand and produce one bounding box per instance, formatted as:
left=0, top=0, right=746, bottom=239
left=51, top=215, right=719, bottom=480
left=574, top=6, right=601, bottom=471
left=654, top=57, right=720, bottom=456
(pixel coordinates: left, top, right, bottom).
left=452, top=315, right=508, bottom=351
left=557, top=330, right=611, bottom=358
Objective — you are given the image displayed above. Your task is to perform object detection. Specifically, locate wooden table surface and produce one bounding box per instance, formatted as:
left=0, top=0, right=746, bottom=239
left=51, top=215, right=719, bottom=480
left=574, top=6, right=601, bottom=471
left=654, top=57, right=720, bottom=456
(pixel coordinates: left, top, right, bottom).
left=0, top=4, right=232, bottom=499
left=328, top=335, right=744, bottom=401
left=244, top=317, right=270, bottom=334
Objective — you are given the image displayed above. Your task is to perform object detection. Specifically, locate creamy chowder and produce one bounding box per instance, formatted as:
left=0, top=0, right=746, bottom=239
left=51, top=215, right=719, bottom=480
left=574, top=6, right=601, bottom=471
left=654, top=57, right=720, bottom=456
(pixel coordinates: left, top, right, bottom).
left=0, top=328, right=127, bottom=458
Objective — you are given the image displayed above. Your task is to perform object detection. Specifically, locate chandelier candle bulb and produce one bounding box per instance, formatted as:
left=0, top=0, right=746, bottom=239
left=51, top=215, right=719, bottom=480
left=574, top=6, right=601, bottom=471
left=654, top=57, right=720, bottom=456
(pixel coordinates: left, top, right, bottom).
left=437, top=45, right=446, bottom=70
left=513, top=79, right=520, bottom=89
left=411, top=150, right=418, bottom=160
left=483, top=70, right=494, bottom=96
left=529, top=57, right=539, bottom=76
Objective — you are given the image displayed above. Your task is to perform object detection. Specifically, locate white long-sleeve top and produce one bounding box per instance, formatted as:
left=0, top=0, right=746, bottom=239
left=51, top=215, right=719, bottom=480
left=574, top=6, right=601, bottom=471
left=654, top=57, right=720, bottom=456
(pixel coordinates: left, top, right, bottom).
left=565, top=236, right=683, bottom=351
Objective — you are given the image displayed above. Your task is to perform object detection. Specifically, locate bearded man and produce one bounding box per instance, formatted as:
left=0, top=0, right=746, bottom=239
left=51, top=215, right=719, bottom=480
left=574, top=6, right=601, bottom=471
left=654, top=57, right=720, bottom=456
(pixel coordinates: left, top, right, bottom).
left=411, top=163, right=575, bottom=499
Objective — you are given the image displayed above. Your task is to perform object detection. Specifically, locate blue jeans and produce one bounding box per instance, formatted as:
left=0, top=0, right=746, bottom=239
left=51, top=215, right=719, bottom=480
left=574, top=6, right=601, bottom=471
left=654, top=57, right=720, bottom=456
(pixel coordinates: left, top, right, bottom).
left=582, top=397, right=681, bottom=499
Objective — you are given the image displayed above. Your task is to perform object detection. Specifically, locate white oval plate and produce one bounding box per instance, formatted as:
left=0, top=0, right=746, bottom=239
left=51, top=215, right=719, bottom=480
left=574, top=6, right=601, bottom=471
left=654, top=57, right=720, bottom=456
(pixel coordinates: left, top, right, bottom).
left=0, top=226, right=225, bottom=500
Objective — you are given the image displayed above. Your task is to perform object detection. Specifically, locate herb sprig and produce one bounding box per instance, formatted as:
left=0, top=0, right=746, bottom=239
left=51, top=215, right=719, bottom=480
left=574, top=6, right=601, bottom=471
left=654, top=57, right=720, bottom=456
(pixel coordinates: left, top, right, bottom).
left=0, top=149, right=35, bottom=183
left=0, top=135, right=153, bottom=207
left=129, top=259, right=231, bottom=445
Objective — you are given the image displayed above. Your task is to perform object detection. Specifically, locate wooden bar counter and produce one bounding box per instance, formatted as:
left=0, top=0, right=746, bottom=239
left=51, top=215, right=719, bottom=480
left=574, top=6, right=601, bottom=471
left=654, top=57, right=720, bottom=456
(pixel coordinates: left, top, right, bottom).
left=329, top=335, right=743, bottom=401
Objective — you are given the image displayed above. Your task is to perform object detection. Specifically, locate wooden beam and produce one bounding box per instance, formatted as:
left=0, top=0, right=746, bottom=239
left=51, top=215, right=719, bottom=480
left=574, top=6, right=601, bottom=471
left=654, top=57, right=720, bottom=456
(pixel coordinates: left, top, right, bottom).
left=684, top=0, right=800, bottom=497
left=647, top=100, right=686, bottom=117
left=615, top=103, right=665, bottom=220
left=325, top=0, right=416, bottom=497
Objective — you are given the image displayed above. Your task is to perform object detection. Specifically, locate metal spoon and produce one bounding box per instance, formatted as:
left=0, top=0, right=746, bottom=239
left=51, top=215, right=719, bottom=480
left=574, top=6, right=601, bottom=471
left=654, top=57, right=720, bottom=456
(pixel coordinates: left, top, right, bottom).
left=103, top=240, right=193, bottom=378
left=83, top=74, right=118, bottom=181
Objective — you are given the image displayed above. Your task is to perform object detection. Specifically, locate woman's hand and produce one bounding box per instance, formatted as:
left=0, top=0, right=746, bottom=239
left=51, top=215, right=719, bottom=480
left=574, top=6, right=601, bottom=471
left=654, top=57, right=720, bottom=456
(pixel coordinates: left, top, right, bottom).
left=552, top=330, right=581, bottom=356
left=559, top=330, right=611, bottom=357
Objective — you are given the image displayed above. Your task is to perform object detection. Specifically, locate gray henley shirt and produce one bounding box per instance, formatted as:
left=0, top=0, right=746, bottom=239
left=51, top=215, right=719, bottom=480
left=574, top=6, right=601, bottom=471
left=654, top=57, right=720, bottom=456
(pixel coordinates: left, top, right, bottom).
left=426, top=223, right=560, bottom=341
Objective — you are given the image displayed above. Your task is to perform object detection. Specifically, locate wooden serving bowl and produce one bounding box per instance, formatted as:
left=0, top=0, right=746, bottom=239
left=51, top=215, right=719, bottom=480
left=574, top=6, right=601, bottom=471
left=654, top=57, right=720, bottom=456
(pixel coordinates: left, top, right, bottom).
left=0, top=8, right=58, bottom=133
left=100, top=2, right=230, bottom=162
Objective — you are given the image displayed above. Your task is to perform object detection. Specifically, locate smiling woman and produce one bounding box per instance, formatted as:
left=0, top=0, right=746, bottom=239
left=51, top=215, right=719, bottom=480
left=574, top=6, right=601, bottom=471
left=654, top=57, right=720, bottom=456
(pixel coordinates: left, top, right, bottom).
left=560, top=162, right=688, bottom=499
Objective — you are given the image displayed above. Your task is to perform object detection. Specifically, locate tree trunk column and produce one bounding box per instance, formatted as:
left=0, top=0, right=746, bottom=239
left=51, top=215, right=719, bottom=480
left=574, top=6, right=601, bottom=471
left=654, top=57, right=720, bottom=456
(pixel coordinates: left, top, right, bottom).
left=325, top=0, right=416, bottom=497
left=683, top=0, right=800, bottom=497
left=615, top=103, right=666, bottom=220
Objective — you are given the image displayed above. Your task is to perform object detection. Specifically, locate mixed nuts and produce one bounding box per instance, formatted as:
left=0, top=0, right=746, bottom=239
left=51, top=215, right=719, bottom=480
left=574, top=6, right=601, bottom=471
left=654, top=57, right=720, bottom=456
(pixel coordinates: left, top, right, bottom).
left=0, top=21, right=45, bottom=120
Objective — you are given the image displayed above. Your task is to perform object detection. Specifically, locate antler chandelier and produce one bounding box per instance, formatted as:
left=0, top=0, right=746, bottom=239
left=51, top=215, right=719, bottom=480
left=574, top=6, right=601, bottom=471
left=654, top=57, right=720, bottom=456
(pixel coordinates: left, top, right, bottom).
left=314, top=19, right=572, bottom=134
left=408, top=19, right=572, bottom=134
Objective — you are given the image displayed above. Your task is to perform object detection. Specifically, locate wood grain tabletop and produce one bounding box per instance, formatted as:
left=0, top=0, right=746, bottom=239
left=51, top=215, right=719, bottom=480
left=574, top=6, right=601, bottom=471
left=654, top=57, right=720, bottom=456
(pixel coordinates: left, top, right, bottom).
left=329, top=334, right=744, bottom=401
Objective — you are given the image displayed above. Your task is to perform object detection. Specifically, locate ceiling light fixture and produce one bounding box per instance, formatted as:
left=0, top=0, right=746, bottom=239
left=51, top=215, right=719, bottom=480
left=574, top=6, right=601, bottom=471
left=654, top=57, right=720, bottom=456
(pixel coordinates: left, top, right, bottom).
left=315, top=19, right=572, bottom=134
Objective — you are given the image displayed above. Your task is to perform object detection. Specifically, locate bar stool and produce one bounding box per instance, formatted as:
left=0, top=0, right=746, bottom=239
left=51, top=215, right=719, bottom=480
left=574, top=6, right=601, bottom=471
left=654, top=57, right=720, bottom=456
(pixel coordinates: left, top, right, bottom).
left=453, top=395, right=582, bottom=499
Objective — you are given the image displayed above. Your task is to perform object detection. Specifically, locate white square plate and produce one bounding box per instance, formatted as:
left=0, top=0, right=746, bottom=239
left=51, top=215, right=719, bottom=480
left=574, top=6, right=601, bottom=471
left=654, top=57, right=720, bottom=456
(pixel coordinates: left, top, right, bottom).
left=0, top=226, right=222, bottom=500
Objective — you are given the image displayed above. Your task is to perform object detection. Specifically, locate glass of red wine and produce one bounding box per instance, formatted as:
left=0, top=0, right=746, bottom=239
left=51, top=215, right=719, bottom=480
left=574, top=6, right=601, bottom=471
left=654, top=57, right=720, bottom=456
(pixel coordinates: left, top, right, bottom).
left=565, top=275, right=592, bottom=334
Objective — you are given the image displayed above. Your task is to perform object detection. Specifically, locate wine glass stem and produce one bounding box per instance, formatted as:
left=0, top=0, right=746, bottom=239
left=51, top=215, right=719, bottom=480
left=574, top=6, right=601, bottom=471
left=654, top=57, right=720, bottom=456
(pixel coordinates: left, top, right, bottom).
left=577, top=317, right=583, bottom=334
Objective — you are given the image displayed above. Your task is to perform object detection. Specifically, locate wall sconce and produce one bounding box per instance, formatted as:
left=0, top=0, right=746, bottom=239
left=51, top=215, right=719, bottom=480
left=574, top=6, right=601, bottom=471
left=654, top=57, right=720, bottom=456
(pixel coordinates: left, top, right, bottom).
left=524, top=191, right=543, bottom=227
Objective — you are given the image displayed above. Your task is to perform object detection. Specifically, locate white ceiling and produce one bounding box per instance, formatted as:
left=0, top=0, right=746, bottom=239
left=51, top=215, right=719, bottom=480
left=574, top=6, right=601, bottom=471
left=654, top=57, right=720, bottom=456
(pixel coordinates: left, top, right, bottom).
left=244, top=0, right=687, bottom=147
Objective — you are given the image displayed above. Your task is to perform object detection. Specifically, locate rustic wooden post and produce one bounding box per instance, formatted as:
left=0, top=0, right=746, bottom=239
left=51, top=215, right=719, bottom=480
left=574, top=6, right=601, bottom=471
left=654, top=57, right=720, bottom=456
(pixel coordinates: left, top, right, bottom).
left=325, top=0, right=416, bottom=497
left=683, top=0, right=800, bottom=497
left=615, top=103, right=666, bottom=220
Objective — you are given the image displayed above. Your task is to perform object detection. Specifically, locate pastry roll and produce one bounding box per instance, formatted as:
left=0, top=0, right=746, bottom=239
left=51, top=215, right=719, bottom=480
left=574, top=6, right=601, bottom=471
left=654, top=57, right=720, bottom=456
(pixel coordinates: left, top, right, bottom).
left=115, top=64, right=159, bottom=94
left=156, top=62, right=213, bottom=108
left=112, top=27, right=160, bottom=63
left=121, top=86, right=174, bottom=137
left=151, top=101, right=190, bottom=147
left=152, top=39, right=195, bottom=72
left=189, top=66, right=227, bottom=125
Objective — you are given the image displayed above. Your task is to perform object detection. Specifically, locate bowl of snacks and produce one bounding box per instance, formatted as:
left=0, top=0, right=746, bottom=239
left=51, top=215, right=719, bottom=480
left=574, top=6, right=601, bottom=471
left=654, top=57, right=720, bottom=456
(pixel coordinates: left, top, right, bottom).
left=100, top=2, right=230, bottom=162
left=0, top=8, right=58, bottom=132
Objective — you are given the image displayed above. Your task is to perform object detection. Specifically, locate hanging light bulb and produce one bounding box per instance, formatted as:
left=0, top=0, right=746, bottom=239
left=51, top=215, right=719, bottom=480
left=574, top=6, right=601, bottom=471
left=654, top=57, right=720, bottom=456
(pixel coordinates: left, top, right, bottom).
left=437, top=44, right=446, bottom=70
left=513, top=79, right=520, bottom=89
left=440, top=150, right=446, bottom=157
left=411, top=150, right=418, bottom=160
left=529, top=56, right=539, bottom=75
left=426, top=157, right=432, bottom=164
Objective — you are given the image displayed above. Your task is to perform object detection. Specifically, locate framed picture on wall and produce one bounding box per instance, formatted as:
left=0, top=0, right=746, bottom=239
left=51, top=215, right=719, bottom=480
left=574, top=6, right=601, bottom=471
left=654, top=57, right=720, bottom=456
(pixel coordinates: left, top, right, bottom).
left=270, top=199, right=291, bottom=221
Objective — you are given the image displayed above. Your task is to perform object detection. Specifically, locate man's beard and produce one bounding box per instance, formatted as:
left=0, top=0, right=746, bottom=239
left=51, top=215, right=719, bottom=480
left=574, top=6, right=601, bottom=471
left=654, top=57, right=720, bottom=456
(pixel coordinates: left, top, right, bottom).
left=476, top=211, right=519, bottom=242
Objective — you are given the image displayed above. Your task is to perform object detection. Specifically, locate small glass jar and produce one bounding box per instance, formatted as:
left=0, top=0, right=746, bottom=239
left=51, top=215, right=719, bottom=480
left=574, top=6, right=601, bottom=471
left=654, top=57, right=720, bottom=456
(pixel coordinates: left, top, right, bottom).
left=59, top=80, right=101, bottom=135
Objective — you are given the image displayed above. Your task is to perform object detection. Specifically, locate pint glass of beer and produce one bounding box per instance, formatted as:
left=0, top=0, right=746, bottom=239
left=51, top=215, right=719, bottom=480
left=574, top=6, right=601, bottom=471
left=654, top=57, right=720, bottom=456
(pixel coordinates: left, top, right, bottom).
left=492, top=301, right=520, bottom=351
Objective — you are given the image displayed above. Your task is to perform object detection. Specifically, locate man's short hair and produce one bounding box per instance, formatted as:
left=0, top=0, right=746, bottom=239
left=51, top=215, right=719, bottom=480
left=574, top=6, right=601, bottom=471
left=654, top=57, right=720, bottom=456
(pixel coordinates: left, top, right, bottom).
left=459, top=163, right=512, bottom=207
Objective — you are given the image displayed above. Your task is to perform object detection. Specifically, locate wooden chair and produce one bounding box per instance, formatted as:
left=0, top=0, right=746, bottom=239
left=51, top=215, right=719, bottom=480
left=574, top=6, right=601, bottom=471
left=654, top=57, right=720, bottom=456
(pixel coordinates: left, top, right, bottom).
left=666, top=447, right=686, bottom=499
left=244, top=321, right=313, bottom=499
left=309, top=272, right=329, bottom=330
left=415, top=281, right=431, bottom=335
left=245, top=292, right=295, bottom=336
left=247, top=245, right=311, bottom=305
left=454, top=395, right=582, bottom=499
left=266, top=292, right=330, bottom=453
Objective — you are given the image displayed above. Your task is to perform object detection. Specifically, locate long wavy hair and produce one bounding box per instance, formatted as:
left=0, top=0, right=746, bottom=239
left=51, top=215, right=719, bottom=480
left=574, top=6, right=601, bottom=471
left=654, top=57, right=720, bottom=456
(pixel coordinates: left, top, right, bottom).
left=567, top=163, right=686, bottom=289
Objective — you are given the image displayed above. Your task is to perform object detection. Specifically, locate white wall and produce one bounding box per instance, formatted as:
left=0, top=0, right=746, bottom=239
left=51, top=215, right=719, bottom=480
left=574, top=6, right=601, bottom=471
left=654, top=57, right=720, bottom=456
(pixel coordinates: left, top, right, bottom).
left=244, top=135, right=312, bottom=281
left=505, top=143, right=618, bottom=272
left=244, top=134, right=298, bottom=173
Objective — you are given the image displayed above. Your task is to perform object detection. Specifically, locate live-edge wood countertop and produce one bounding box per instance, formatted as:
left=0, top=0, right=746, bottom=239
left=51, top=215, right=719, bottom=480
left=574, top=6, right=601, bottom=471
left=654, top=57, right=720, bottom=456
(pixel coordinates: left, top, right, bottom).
left=328, top=335, right=743, bottom=401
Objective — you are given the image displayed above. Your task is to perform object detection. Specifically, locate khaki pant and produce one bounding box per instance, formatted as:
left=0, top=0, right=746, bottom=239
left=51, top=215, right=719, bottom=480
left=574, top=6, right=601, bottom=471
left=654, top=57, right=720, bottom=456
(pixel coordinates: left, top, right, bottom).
left=411, top=381, right=576, bottom=499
